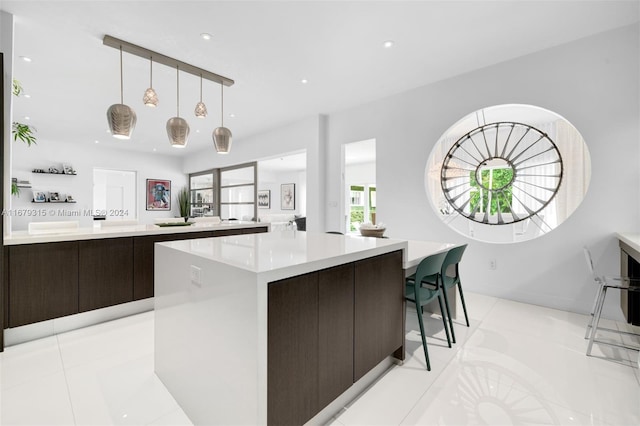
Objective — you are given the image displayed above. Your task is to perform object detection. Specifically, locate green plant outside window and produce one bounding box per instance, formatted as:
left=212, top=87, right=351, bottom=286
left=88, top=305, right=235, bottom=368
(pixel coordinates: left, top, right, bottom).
left=469, top=168, right=514, bottom=215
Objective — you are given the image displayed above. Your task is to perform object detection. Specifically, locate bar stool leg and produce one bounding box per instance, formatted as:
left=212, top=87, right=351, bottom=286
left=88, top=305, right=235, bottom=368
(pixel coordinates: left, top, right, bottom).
left=587, top=286, right=607, bottom=356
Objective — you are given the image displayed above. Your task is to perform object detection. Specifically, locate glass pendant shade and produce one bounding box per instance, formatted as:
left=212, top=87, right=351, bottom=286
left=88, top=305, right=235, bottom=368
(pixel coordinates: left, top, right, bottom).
left=195, top=101, right=207, bottom=118
left=194, top=75, right=207, bottom=118
left=213, top=126, right=232, bottom=154
left=143, top=87, right=158, bottom=107
left=212, top=82, right=232, bottom=153
left=168, top=65, right=189, bottom=148
left=107, top=104, right=137, bottom=139
left=143, top=57, right=158, bottom=107
left=167, top=117, right=189, bottom=148
left=107, top=46, right=136, bottom=139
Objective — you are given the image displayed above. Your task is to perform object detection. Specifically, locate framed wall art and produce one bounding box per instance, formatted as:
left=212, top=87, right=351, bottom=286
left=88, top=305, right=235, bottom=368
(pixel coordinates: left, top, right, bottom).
left=258, top=190, right=271, bottom=209
left=281, top=183, right=295, bottom=210
left=147, top=179, right=171, bottom=211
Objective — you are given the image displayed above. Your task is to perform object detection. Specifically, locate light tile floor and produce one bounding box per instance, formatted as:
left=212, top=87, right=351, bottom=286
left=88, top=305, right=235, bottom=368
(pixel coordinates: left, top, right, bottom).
left=1, top=292, right=638, bottom=425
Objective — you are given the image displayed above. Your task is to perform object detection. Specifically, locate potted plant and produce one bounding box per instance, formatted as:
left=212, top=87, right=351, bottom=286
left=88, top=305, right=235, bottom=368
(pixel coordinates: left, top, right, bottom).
left=177, top=186, right=190, bottom=221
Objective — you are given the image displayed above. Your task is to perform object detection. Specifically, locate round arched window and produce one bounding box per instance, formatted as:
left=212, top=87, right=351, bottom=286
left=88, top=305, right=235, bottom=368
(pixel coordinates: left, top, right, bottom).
left=425, top=104, right=590, bottom=243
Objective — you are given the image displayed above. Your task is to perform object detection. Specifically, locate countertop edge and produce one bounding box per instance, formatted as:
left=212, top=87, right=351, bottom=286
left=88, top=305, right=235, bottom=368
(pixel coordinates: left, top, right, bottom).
left=3, top=222, right=269, bottom=245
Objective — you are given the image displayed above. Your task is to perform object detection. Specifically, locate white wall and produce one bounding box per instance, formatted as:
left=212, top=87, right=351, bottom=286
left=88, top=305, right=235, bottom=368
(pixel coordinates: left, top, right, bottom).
left=326, top=24, right=640, bottom=319
left=2, top=11, right=14, bottom=236
left=10, top=139, right=187, bottom=230
left=257, top=169, right=305, bottom=217
left=183, top=115, right=325, bottom=231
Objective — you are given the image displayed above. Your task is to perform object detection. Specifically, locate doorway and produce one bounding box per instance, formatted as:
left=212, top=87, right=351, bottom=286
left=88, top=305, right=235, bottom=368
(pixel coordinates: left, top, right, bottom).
left=344, top=139, right=376, bottom=234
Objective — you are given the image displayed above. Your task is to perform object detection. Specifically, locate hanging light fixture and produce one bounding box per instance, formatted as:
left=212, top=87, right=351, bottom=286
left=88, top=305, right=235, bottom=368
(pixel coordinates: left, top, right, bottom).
left=166, top=65, right=189, bottom=148
left=212, top=82, right=232, bottom=154
left=107, top=46, right=136, bottom=139
left=194, top=74, right=207, bottom=118
left=143, top=56, right=159, bottom=107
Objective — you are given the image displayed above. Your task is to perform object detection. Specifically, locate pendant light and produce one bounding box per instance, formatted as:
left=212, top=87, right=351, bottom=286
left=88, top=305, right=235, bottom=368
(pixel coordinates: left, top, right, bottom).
left=194, top=74, right=207, bottom=118
left=166, top=65, right=189, bottom=148
left=107, top=46, right=136, bottom=139
left=143, top=56, right=159, bottom=107
left=212, top=82, right=232, bottom=154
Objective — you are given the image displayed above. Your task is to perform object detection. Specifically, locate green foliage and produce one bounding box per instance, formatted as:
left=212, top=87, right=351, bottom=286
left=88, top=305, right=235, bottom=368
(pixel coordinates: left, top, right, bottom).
left=11, top=181, right=20, bottom=196
left=11, top=79, right=38, bottom=146
left=12, top=122, right=37, bottom=146
left=12, top=79, right=22, bottom=96
left=470, top=168, right=513, bottom=215
left=177, top=186, right=190, bottom=218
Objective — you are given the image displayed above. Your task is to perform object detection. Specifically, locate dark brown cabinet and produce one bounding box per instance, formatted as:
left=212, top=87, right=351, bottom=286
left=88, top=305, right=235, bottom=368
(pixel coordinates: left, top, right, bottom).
left=268, top=272, right=319, bottom=426
left=8, top=241, right=79, bottom=327
left=268, top=252, right=402, bottom=425
left=354, top=250, right=404, bottom=381
left=4, top=226, right=268, bottom=328
left=79, top=238, right=134, bottom=312
left=133, top=231, right=212, bottom=300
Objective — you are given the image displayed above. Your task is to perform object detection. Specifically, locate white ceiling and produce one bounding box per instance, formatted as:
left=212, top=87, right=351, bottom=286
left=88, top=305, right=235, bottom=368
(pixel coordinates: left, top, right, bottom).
left=3, top=1, right=638, bottom=158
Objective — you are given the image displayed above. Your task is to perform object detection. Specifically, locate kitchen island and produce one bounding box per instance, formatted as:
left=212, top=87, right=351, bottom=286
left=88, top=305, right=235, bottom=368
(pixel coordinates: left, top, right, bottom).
left=2, top=221, right=268, bottom=348
left=154, top=231, right=407, bottom=425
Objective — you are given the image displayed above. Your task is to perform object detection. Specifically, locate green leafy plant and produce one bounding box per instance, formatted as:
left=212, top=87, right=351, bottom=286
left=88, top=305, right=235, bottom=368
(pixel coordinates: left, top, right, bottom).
left=12, top=79, right=22, bottom=96
left=11, top=79, right=38, bottom=146
left=177, top=186, right=190, bottom=218
left=12, top=122, right=37, bottom=146
left=11, top=181, right=20, bottom=196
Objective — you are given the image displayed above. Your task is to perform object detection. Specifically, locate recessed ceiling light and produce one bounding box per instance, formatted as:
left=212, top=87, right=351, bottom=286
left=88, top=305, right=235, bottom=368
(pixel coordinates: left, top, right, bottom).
left=301, top=79, right=308, bottom=84
left=153, top=148, right=157, bottom=152
left=94, top=140, right=99, bottom=144
left=383, top=40, right=395, bottom=49
left=229, top=113, right=235, bottom=118
left=200, top=33, right=212, bottom=40
left=24, top=116, right=30, bottom=120
left=196, top=129, right=200, bottom=133
left=23, top=94, right=31, bottom=98
left=20, top=56, right=32, bottom=62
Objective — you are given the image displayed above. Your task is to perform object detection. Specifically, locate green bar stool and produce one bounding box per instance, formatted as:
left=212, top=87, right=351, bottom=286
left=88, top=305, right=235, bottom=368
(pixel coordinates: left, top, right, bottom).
left=405, top=251, right=452, bottom=371
left=422, top=244, right=469, bottom=344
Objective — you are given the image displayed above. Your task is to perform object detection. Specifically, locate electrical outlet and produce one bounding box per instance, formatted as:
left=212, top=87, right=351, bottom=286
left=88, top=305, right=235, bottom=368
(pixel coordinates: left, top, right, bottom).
left=489, top=259, right=496, bottom=270
left=190, top=265, right=202, bottom=285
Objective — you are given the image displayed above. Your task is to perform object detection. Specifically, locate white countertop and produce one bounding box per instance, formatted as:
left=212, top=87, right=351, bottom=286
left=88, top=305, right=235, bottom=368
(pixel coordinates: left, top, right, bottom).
left=617, top=232, right=640, bottom=253
left=158, top=230, right=408, bottom=274
left=3, top=221, right=267, bottom=245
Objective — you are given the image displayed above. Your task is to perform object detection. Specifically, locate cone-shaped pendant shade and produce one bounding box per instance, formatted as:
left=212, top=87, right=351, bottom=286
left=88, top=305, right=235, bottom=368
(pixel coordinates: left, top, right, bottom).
left=143, top=87, right=159, bottom=107
left=194, top=101, right=207, bottom=118
left=167, top=117, right=189, bottom=148
left=107, top=104, right=137, bottom=139
left=107, top=46, right=136, bottom=139
left=213, top=126, right=232, bottom=154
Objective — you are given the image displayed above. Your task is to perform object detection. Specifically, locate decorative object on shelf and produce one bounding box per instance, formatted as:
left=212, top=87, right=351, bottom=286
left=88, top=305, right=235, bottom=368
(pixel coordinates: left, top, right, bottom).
left=167, top=65, right=189, bottom=148
left=146, top=179, right=171, bottom=211
left=143, top=56, right=159, bottom=107
left=66, top=194, right=75, bottom=202
left=50, top=191, right=61, bottom=202
left=258, top=190, right=271, bottom=209
left=48, top=167, right=60, bottom=174
left=107, top=45, right=137, bottom=140
left=33, top=190, right=46, bottom=203
left=194, top=74, right=207, bottom=118
left=62, top=164, right=75, bottom=175
left=213, top=82, right=232, bottom=154
left=280, top=183, right=295, bottom=210
left=177, top=186, right=190, bottom=220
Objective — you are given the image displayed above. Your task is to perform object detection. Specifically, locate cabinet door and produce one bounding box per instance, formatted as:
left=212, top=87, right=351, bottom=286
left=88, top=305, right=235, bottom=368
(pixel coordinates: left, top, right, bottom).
left=318, top=263, right=354, bottom=409
left=268, top=273, right=319, bottom=426
left=133, top=231, right=213, bottom=300
left=9, top=242, right=79, bottom=327
left=353, top=250, right=404, bottom=381
left=79, top=238, right=134, bottom=312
